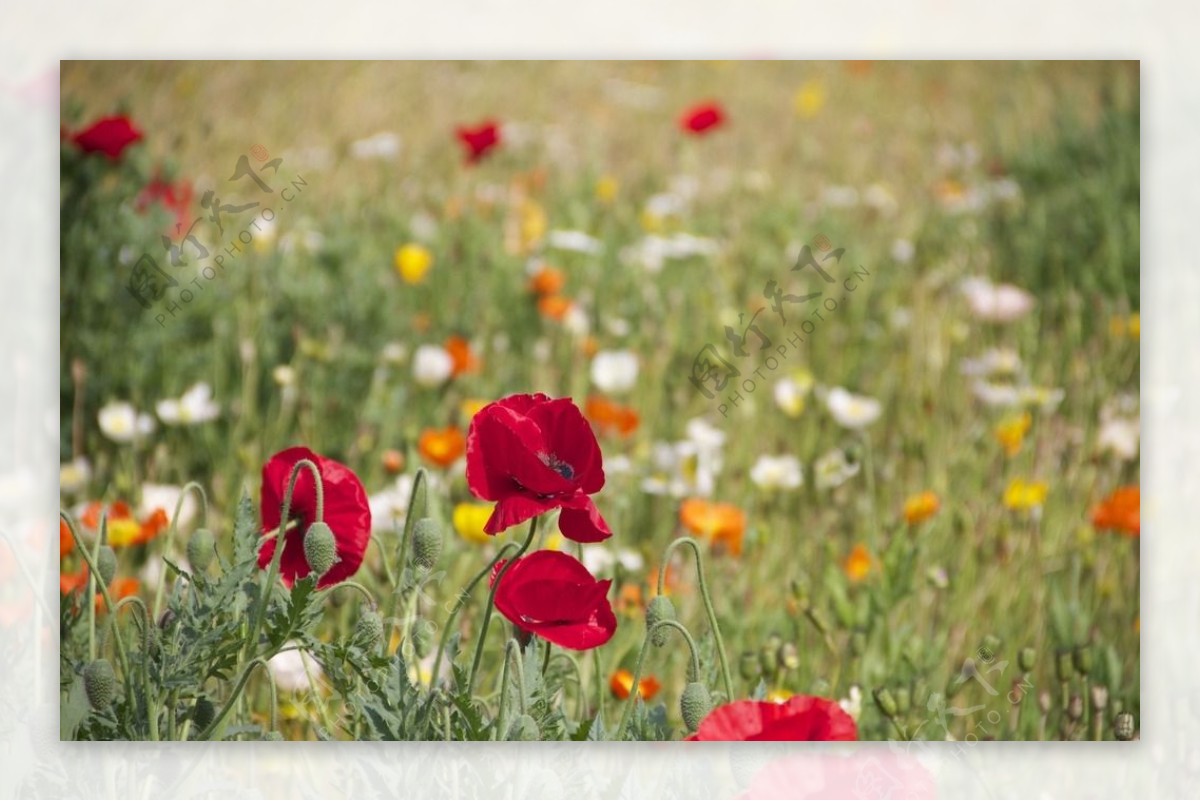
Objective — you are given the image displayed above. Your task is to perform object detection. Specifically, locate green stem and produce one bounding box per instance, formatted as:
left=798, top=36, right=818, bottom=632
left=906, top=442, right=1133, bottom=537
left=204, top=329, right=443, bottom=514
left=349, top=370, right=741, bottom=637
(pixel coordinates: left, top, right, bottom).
left=153, top=481, right=209, bottom=619
left=495, top=639, right=524, bottom=740
left=467, top=516, right=539, bottom=692
left=113, top=595, right=158, bottom=741
left=196, top=658, right=268, bottom=741
left=384, top=468, right=429, bottom=645
left=320, top=580, right=377, bottom=610
left=657, top=536, right=734, bottom=700
left=618, top=619, right=702, bottom=738
left=552, top=652, right=586, bottom=718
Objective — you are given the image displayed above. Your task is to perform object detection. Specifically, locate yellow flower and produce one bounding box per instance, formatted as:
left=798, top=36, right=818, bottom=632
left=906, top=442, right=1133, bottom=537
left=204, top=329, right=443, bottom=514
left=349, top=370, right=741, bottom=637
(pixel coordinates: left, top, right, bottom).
left=1003, top=478, right=1048, bottom=511
left=994, top=412, right=1032, bottom=457
left=460, top=398, right=488, bottom=420
left=595, top=175, right=619, bottom=204
left=903, top=491, right=940, bottom=525
left=766, top=689, right=794, bottom=704
left=519, top=200, right=547, bottom=251
left=843, top=544, right=874, bottom=582
left=394, top=243, right=433, bottom=284
left=1128, top=313, right=1140, bottom=339
left=1110, top=312, right=1140, bottom=340
left=452, top=503, right=493, bottom=545
left=794, top=79, right=826, bottom=118
left=106, top=517, right=143, bottom=548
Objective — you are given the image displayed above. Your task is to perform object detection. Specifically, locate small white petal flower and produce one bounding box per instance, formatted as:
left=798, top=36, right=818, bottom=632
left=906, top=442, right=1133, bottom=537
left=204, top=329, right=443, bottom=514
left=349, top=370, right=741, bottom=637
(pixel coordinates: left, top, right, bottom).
left=826, top=387, right=882, bottom=429
left=139, top=483, right=198, bottom=528
left=267, top=643, right=324, bottom=693
left=1098, top=416, right=1139, bottom=460
left=380, top=342, right=408, bottom=365
left=838, top=686, right=863, bottom=722
left=563, top=304, right=591, bottom=337
left=98, top=401, right=155, bottom=443
left=547, top=229, right=602, bottom=255
left=960, top=277, right=1035, bottom=323
left=814, top=448, right=861, bottom=490
left=272, top=365, right=297, bottom=387
left=59, top=457, right=92, bottom=495
left=350, top=131, right=401, bottom=160
left=156, top=383, right=220, bottom=426
left=749, top=455, right=804, bottom=491
left=591, top=350, right=639, bottom=395
left=959, top=348, right=1023, bottom=378
left=774, top=372, right=814, bottom=417
left=412, top=345, right=454, bottom=388
left=971, top=380, right=1021, bottom=408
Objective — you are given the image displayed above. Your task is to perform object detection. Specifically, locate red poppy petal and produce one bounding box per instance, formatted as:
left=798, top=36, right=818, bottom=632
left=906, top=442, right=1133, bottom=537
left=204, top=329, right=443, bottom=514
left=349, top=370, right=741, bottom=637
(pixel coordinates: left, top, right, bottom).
left=528, top=398, right=605, bottom=494
left=557, top=497, right=612, bottom=543
left=485, top=495, right=558, bottom=534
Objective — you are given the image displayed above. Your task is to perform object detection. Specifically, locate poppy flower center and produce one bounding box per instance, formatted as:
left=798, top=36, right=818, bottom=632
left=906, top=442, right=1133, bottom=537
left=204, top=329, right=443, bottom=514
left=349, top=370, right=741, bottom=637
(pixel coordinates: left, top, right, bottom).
left=538, top=451, right=575, bottom=481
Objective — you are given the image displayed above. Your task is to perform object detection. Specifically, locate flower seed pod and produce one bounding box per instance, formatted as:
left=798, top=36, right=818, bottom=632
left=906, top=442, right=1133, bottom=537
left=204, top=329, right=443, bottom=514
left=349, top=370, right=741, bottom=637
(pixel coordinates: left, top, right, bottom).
left=508, top=713, right=540, bottom=741
left=680, top=682, right=713, bottom=733
left=1018, top=647, right=1037, bottom=673
left=192, top=696, right=215, bottom=731
left=1072, top=645, right=1092, bottom=677
left=1113, top=712, right=1136, bottom=741
left=738, top=651, right=762, bottom=682
left=646, top=596, right=676, bottom=647
left=303, top=522, right=339, bottom=578
left=83, top=659, right=115, bottom=710
left=873, top=687, right=898, bottom=719
left=354, top=606, right=384, bottom=651
left=1055, top=648, right=1075, bottom=683
left=186, top=528, right=216, bottom=574
left=411, top=517, right=442, bottom=570
left=780, top=642, right=800, bottom=671
left=95, top=546, right=117, bottom=587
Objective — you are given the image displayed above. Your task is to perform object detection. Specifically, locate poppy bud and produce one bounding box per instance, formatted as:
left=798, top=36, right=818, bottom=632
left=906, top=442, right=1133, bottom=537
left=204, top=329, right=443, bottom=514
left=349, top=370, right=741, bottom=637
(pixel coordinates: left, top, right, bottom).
left=1055, top=648, right=1075, bottom=683
left=646, top=596, right=676, bottom=647
left=192, top=696, right=216, bottom=731
left=187, top=528, right=216, bottom=574
left=354, top=606, right=384, bottom=651
left=1113, top=712, right=1136, bottom=741
left=780, top=642, right=800, bottom=671
left=895, top=687, right=911, bottom=715
left=680, top=682, right=713, bottom=733
left=1018, top=647, right=1037, bottom=673
left=83, top=659, right=115, bottom=710
left=1072, top=645, right=1092, bottom=676
left=760, top=644, right=779, bottom=675
left=1091, top=684, right=1109, bottom=713
left=413, top=620, right=435, bottom=659
left=1037, top=690, right=1052, bottom=715
left=738, top=651, right=762, bottom=681
left=873, top=687, right=898, bottom=719
left=95, top=546, right=117, bottom=587
left=303, top=522, right=339, bottom=578
left=508, top=713, right=540, bottom=741
left=411, top=518, right=442, bottom=570
left=1067, top=694, right=1084, bottom=722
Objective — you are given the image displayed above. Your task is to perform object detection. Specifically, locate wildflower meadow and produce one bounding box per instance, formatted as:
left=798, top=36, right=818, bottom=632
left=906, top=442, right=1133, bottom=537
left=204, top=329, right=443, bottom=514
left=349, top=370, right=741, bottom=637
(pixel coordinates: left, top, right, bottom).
left=58, top=61, right=1140, bottom=742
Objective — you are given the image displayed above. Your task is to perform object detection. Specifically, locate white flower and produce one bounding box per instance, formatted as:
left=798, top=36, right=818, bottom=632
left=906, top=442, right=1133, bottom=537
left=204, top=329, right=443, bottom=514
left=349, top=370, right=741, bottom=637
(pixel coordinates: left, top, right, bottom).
left=960, top=277, right=1035, bottom=323
left=272, top=365, right=297, bottom=387
left=59, top=457, right=91, bottom=495
left=774, top=372, right=814, bottom=417
left=826, top=387, right=882, bottom=429
left=838, top=686, right=863, bottom=722
left=620, top=233, right=719, bottom=274
left=139, top=484, right=198, bottom=528
left=1098, top=417, right=1139, bottom=460
left=98, top=401, right=155, bottom=443
left=971, top=380, right=1021, bottom=408
left=581, top=546, right=644, bottom=577
left=814, top=448, right=861, bottom=490
left=156, top=383, right=220, bottom=426
left=350, top=131, right=401, bottom=160
left=749, top=455, right=804, bottom=491
left=891, top=238, right=915, bottom=264
left=563, top=304, right=591, bottom=337
left=959, top=348, right=1022, bottom=378
left=685, top=417, right=727, bottom=451
left=368, top=474, right=441, bottom=534
left=267, top=644, right=324, bottom=693
left=412, top=345, right=453, bottom=388
left=1018, top=385, right=1065, bottom=412
left=603, top=316, right=632, bottom=337
left=547, top=229, right=602, bottom=255
left=606, top=455, right=634, bottom=475
left=591, top=350, right=639, bottom=395
left=380, top=342, right=408, bottom=365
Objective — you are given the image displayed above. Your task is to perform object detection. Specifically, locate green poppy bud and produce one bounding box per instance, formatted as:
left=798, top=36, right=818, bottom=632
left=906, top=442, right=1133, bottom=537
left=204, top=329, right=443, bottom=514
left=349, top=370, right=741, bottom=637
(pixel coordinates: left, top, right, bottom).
left=192, top=696, right=216, bottom=731
left=1018, top=647, right=1037, bottom=673
left=303, top=522, right=339, bottom=578
left=680, top=682, right=713, bottom=733
left=873, top=687, right=898, bottom=719
left=411, top=517, right=442, bottom=570
left=83, top=659, right=115, bottom=711
left=760, top=644, right=779, bottom=675
left=95, top=546, right=117, bottom=587
left=895, top=686, right=911, bottom=715
left=1055, top=648, right=1075, bottom=683
left=738, top=651, right=762, bottom=682
left=186, top=528, right=216, bottom=574
left=1072, top=645, right=1092, bottom=677
left=354, top=606, right=384, bottom=651
left=646, top=596, right=677, bottom=647
left=1113, top=712, right=1136, bottom=741
left=508, top=713, right=540, bottom=741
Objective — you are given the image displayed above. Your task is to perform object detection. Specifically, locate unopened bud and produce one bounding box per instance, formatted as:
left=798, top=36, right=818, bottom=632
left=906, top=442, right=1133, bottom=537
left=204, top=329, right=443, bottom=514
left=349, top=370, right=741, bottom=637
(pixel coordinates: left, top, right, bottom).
left=646, top=596, right=677, bottom=647
left=1113, top=712, right=1136, bottom=741
left=186, top=528, right=216, bottom=574
left=760, top=644, right=779, bottom=675
left=303, top=522, right=339, bottom=578
left=779, top=642, right=800, bottom=671
left=1090, top=685, right=1109, bottom=713
left=412, top=619, right=435, bottom=659
left=680, top=682, right=713, bottom=733
left=873, top=687, right=898, bottom=719
left=508, top=713, right=539, bottom=741
left=1055, top=648, right=1075, bottom=683
left=739, top=651, right=762, bottom=682
left=354, top=606, right=383, bottom=651
left=411, top=518, right=442, bottom=570
left=895, top=687, right=911, bottom=714
left=83, top=659, right=115, bottom=710
left=1018, top=647, right=1037, bottom=673
left=1072, top=645, right=1092, bottom=677
left=1068, top=694, right=1084, bottom=722
left=95, top=546, right=117, bottom=587
left=192, top=696, right=216, bottom=731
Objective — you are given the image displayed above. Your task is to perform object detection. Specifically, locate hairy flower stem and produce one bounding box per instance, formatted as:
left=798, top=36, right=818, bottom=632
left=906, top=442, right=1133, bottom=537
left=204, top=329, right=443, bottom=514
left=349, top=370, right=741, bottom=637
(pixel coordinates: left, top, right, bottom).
left=467, top=516, right=539, bottom=693
left=113, top=595, right=158, bottom=741
left=322, top=580, right=377, bottom=609
left=495, top=639, right=526, bottom=740
left=657, top=536, right=734, bottom=700
left=196, top=658, right=269, bottom=741
left=384, top=468, right=429, bottom=651
left=618, top=619, right=703, bottom=738
left=153, top=481, right=209, bottom=619
left=244, top=459, right=323, bottom=663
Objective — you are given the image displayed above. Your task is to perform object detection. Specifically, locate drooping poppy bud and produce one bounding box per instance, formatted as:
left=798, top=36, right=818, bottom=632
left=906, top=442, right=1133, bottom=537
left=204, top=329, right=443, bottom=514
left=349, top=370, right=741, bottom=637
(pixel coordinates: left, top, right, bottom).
left=95, top=546, right=117, bottom=587
left=646, top=596, right=676, bottom=647
left=412, top=517, right=442, bottom=570
left=84, top=659, right=116, bottom=710
left=304, top=522, right=339, bottom=578
left=187, top=528, right=216, bottom=574
left=354, top=606, right=384, bottom=651
left=192, top=696, right=216, bottom=730
left=873, top=687, right=898, bottom=719
left=680, top=682, right=713, bottom=733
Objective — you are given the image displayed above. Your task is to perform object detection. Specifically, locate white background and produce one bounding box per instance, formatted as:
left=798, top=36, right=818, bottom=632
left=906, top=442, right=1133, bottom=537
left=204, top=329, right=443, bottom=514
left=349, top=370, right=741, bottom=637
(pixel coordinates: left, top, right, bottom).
left=2, top=1, right=1196, bottom=797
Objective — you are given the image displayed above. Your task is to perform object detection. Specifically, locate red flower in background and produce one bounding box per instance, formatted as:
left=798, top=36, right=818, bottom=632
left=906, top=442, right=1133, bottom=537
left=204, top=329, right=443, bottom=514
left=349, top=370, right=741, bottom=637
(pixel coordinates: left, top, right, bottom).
left=456, top=120, right=501, bottom=164
left=680, top=102, right=726, bottom=135
left=491, top=550, right=617, bottom=650
left=466, top=393, right=611, bottom=542
left=136, top=176, right=195, bottom=234
left=71, top=115, right=143, bottom=159
left=686, top=696, right=857, bottom=741
left=1091, top=485, right=1140, bottom=537
left=257, top=446, right=371, bottom=589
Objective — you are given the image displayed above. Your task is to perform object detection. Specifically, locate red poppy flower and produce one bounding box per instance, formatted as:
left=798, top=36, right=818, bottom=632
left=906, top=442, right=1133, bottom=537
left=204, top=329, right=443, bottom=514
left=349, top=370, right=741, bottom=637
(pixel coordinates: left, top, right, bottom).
left=257, top=446, right=371, bottom=589
left=466, top=393, right=611, bottom=542
left=71, top=115, right=143, bottom=160
left=679, top=102, right=726, bottom=135
left=136, top=176, right=195, bottom=234
left=491, top=550, right=617, bottom=650
left=686, top=696, right=857, bottom=741
left=455, top=120, right=501, bottom=164
left=1091, top=485, right=1140, bottom=537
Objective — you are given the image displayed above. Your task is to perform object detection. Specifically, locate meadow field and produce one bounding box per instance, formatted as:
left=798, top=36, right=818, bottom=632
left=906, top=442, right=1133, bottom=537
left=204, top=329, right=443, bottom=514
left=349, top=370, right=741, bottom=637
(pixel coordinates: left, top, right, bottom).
left=58, top=60, right=1140, bottom=742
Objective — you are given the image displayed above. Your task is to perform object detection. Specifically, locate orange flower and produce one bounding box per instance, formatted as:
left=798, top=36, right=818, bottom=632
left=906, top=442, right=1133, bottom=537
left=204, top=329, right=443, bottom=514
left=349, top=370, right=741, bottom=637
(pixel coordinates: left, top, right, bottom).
left=80, top=501, right=169, bottom=548
left=679, top=498, right=747, bottom=556
left=529, top=266, right=566, bottom=297
left=843, top=544, right=874, bottom=582
left=903, top=491, right=940, bottom=525
left=537, top=294, right=573, bottom=321
left=609, top=668, right=662, bottom=701
left=444, top=335, right=480, bottom=376
left=418, top=427, right=466, bottom=468
left=60, top=519, right=74, bottom=558
left=1091, top=486, right=1140, bottom=537
left=95, top=577, right=141, bottom=614
left=60, top=564, right=88, bottom=595
left=585, top=395, right=640, bottom=437
left=381, top=449, right=406, bottom=474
